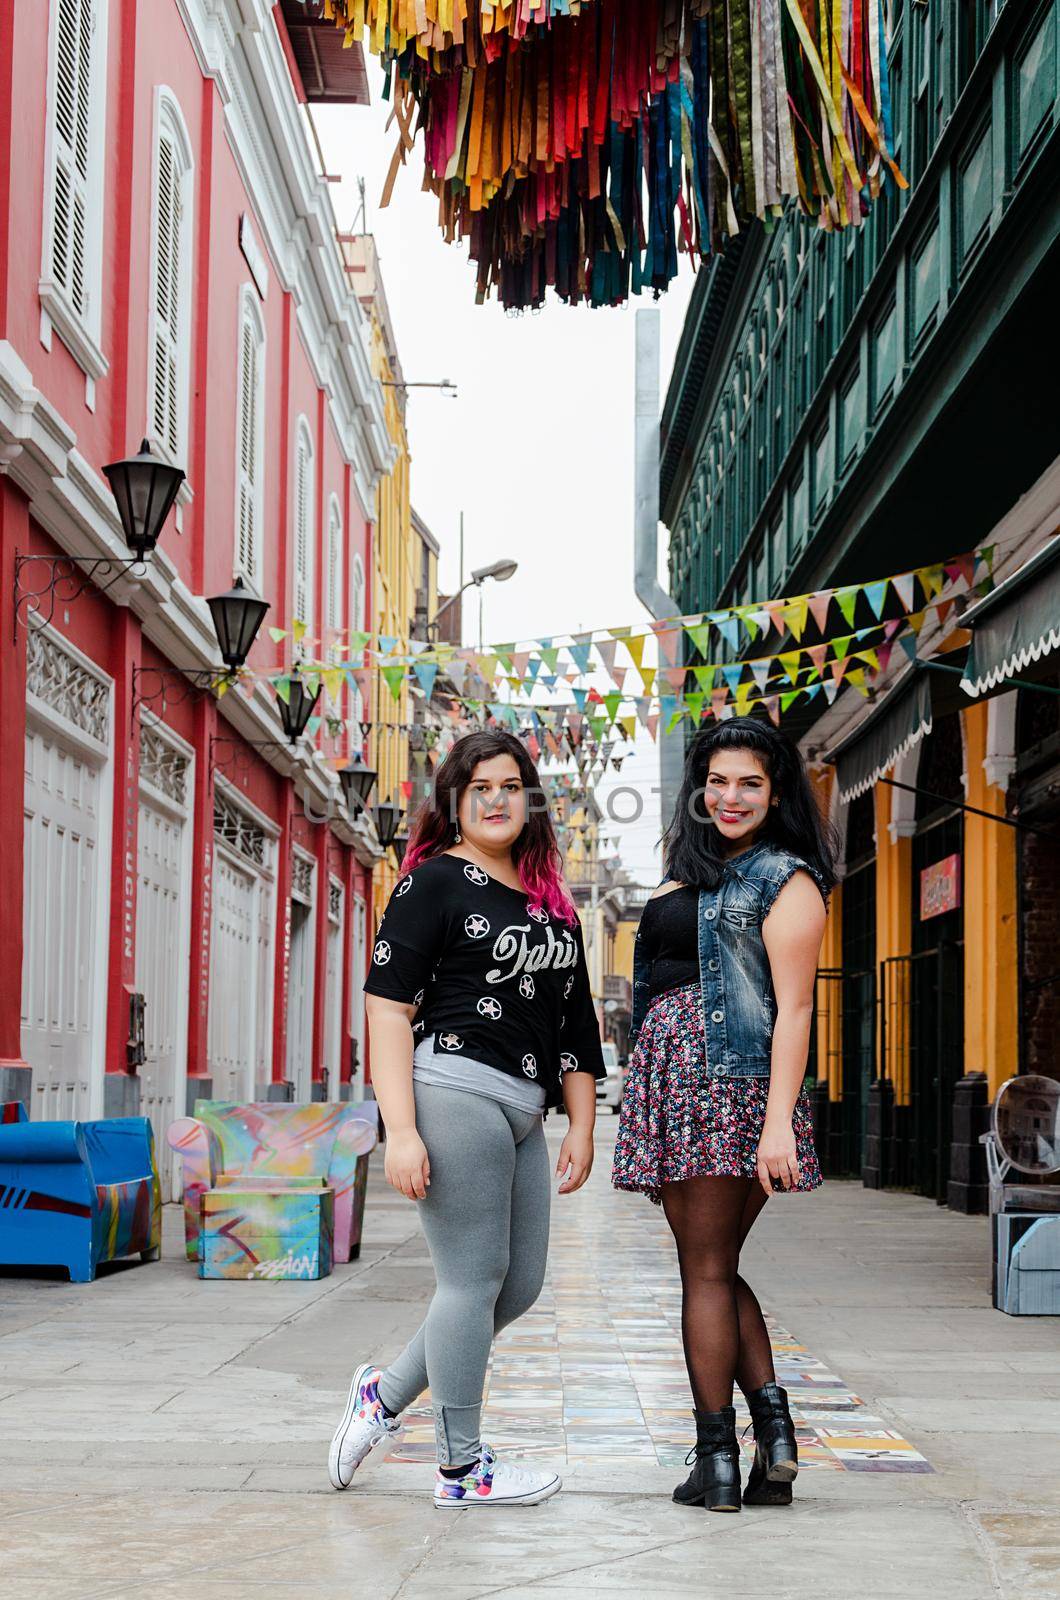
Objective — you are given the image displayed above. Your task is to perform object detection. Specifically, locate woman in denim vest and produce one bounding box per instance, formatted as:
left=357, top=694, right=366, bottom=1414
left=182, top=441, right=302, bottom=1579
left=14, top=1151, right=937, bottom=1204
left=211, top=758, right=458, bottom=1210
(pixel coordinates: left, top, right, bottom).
left=613, top=718, right=836, bottom=1513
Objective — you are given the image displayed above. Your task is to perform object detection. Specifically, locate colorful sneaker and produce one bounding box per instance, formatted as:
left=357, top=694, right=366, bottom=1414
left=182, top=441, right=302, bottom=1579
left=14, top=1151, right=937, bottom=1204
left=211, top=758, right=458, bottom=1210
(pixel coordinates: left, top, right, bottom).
left=433, top=1444, right=561, bottom=1508
left=328, top=1362, right=402, bottom=1489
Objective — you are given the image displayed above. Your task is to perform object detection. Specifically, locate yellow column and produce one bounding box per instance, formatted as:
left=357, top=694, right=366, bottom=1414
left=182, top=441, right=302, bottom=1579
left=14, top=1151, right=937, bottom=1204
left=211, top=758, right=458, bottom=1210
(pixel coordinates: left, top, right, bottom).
left=875, top=777, right=913, bottom=1101
left=809, top=765, right=842, bottom=1099
left=961, top=702, right=1018, bottom=1094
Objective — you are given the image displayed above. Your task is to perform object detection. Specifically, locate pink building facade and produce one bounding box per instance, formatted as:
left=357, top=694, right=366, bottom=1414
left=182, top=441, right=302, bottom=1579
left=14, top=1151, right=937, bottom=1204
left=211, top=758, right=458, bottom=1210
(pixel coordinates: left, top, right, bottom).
left=0, top=0, right=393, bottom=1191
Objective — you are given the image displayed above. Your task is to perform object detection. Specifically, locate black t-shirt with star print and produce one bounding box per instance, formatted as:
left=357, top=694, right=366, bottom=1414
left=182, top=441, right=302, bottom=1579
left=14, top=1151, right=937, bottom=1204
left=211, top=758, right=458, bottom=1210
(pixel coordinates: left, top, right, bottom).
left=362, top=852, right=606, bottom=1111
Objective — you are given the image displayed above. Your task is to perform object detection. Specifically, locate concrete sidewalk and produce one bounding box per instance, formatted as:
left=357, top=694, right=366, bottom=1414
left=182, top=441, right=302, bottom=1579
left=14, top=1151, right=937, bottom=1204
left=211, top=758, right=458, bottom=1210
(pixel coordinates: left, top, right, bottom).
left=1, top=1121, right=1057, bottom=1600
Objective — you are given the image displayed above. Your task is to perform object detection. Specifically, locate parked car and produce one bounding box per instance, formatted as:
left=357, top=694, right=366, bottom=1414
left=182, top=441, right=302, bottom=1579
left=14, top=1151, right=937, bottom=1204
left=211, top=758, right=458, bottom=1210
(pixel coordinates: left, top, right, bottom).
left=596, top=1042, right=624, bottom=1114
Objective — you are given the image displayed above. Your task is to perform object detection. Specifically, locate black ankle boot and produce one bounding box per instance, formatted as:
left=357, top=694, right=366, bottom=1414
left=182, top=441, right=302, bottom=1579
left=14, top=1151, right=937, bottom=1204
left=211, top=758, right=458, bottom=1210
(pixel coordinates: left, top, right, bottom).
left=672, top=1406, right=742, bottom=1512
left=742, top=1382, right=798, bottom=1505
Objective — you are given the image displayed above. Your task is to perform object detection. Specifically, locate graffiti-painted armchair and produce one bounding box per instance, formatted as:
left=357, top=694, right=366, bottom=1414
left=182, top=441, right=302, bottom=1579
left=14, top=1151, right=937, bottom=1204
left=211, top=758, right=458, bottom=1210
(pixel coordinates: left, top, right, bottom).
left=167, top=1100, right=379, bottom=1265
left=0, top=1103, right=162, bottom=1283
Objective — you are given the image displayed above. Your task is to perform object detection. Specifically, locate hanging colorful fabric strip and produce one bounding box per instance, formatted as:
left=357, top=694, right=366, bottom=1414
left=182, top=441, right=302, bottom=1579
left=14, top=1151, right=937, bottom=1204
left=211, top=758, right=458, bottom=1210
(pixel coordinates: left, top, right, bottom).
left=318, top=0, right=904, bottom=307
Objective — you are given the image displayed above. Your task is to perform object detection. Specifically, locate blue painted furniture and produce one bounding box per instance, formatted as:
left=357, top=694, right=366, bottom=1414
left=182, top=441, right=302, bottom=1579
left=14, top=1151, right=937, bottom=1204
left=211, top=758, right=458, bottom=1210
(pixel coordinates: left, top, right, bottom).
left=0, top=1103, right=162, bottom=1283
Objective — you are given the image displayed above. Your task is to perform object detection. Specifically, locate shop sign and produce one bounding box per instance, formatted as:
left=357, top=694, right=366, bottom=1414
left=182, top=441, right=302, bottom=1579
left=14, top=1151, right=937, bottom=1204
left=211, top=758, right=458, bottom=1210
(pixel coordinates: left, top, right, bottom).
left=920, top=853, right=961, bottom=920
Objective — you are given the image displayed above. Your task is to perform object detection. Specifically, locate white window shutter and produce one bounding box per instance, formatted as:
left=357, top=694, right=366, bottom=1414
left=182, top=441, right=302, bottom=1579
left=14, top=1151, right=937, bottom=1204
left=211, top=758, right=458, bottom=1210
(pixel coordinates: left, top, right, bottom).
left=236, top=313, right=260, bottom=582
left=51, top=0, right=93, bottom=316
left=294, top=432, right=312, bottom=628
left=151, top=129, right=182, bottom=457
left=327, top=501, right=342, bottom=633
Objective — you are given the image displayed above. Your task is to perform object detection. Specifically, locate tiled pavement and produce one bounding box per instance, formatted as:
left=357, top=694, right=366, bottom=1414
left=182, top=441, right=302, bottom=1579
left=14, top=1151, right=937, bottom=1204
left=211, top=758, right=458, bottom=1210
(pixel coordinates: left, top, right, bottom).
left=390, top=1177, right=932, bottom=1474
left=1, top=1120, right=1058, bottom=1600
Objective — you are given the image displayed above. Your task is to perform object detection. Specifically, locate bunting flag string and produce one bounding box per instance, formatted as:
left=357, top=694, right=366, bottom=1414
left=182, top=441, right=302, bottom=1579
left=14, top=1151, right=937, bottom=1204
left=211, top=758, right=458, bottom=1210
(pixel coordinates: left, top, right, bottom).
left=214, top=542, right=992, bottom=759
left=317, top=0, right=906, bottom=309
left=265, top=543, right=995, bottom=694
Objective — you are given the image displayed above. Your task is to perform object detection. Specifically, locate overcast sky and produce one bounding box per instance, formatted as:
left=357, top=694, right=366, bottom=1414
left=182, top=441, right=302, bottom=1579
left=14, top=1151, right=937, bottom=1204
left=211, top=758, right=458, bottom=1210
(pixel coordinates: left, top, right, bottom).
left=315, top=87, right=697, bottom=885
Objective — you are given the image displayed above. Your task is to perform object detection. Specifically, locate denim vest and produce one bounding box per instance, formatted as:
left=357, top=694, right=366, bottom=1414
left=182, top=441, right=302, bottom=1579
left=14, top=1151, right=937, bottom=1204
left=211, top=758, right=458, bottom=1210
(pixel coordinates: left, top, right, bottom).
left=629, top=841, right=828, bottom=1080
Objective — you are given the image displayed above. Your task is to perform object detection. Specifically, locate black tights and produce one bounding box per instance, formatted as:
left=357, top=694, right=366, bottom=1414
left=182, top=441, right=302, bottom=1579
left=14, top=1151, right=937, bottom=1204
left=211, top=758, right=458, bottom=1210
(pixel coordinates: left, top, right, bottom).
left=661, top=1176, right=775, bottom=1414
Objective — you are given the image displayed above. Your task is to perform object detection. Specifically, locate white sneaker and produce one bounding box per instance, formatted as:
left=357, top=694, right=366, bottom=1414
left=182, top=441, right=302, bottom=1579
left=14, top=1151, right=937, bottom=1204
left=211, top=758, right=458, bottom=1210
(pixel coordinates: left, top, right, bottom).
left=433, top=1444, right=561, bottom=1507
left=328, top=1362, right=402, bottom=1489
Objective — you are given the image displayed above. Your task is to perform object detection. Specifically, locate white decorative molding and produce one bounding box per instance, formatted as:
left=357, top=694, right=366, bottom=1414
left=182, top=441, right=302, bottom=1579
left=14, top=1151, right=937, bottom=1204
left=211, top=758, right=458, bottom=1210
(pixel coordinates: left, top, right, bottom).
left=328, top=875, right=343, bottom=923
left=983, top=691, right=1018, bottom=793
left=888, top=745, right=920, bottom=842
left=26, top=622, right=111, bottom=744
left=139, top=720, right=191, bottom=807
left=291, top=846, right=315, bottom=904
left=214, top=787, right=268, bottom=865
left=0, top=341, right=384, bottom=868
left=173, top=0, right=395, bottom=518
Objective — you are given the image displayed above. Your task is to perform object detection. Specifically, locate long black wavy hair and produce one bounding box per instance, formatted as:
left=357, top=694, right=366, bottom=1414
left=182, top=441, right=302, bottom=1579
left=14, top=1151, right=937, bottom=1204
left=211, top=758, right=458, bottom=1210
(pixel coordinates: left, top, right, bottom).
left=660, top=717, right=838, bottom=892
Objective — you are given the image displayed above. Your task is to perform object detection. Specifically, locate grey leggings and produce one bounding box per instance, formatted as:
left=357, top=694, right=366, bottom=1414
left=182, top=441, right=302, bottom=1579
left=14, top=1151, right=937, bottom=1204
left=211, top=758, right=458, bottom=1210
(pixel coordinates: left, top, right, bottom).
left=375, top=1081, right=551, bottom=1466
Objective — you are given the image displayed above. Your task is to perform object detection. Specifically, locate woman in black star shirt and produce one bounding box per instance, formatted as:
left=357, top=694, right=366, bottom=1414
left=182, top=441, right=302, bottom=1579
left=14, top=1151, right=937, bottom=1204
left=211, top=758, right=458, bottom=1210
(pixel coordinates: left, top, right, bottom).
left=327, top=730, right=605, bottom=1508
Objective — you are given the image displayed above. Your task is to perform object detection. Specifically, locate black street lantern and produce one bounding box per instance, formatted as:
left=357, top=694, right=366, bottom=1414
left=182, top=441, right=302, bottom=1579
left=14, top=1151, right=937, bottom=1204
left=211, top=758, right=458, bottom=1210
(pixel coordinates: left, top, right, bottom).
left=207, top=576, right=271, bottom=670
left=102, top=439, right=185, bottom=560
left=391, top=831, right=410, bottom=869
left=372, top=800, right=403, bottom=849
left=337, top=753, right=377, bottom=814
left=277, top=670, right=322, bottom=745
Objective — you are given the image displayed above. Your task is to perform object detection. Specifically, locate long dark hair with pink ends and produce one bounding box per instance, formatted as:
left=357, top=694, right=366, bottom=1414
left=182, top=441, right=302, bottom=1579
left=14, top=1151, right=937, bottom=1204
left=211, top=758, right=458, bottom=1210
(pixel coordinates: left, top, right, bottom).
left=400, top=730, right=579, bottom=928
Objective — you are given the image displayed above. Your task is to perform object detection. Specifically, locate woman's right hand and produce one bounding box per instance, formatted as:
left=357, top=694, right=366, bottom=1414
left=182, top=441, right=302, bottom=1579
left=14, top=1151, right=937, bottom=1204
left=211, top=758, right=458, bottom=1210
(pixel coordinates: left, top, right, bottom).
left=384, top=1128, right=431, bottom=1201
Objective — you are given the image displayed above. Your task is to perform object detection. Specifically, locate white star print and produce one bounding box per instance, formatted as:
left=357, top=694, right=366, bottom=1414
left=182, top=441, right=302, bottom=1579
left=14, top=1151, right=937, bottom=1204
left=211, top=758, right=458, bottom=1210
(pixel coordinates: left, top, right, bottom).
left=373, top=940, right=391, bottom=965
left=528, top=905, right=549, bottom=924
left=518, top=974, right=536, bottom=999
left=464, top=914, right=490, bottom=939
left=560, top=1052, right=578, bottom=1073
left=477, top=997, right=503, bottom=1019
left=521, top=1054, right=538, bottom=1078
left=439, top=1032, right=463, bottom=1051
left=463, top=863, right=489, bottom=886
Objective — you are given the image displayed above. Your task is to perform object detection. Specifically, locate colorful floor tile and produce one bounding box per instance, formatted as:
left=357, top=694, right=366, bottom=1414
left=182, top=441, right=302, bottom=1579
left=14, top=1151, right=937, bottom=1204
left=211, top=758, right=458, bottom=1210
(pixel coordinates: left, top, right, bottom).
left=386, top=1180, right=931, bottom=1474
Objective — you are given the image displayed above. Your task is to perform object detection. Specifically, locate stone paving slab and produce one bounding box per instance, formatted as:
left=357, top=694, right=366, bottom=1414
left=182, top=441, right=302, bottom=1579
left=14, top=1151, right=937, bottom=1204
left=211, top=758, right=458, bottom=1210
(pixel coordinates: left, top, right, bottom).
left=1, top=1123, right=1057, bottom=1599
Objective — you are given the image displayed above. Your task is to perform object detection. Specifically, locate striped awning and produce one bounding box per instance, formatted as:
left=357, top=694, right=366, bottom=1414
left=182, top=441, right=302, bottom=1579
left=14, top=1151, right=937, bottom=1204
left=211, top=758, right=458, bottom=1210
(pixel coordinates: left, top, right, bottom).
left=961, top=535, right=1060, bottom=698
left=828, top=666, right=934, bottom=804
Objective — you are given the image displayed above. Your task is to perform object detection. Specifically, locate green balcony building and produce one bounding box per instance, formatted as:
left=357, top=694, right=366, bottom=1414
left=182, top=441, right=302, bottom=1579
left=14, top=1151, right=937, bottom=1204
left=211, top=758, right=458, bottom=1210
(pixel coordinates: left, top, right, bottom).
left=659, top=0, right=1060, bottom=1208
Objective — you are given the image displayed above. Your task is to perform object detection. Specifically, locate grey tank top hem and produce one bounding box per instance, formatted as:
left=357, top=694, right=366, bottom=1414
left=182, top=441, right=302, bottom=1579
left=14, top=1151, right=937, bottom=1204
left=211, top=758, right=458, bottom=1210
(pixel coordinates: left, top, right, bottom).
left=412, top=1034, right=547, bottom=1115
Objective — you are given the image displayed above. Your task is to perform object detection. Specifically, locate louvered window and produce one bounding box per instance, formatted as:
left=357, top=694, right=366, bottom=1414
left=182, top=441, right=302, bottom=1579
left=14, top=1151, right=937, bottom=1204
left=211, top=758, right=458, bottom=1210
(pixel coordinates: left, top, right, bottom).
left=148, top=95, right=193, bottom=464
left=235, top=291, right=265, bottom=585
left=293, top=421, right=314, bottom=630
left=147, top=100, right=192, bottom=464
left=351, top=555, right=366, bottom=724
left=50, top=0, right=93, bottom=316
left=326, top=497, right=343, bottom=635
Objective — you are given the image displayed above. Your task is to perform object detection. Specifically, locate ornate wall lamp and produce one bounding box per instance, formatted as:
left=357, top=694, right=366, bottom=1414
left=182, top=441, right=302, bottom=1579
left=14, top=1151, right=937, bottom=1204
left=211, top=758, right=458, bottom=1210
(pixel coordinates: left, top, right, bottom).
left=131, top=576, right=271, bottom=723
left=13, top=440, right=184, bottom=639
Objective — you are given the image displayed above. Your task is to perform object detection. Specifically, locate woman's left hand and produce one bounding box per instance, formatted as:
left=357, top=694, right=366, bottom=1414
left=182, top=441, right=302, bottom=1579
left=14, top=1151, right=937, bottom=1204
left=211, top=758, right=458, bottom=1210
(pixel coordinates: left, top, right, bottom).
left=556, top=1127, right=594, bottom=1195
left=756, top=1119, right=800, bottom=1197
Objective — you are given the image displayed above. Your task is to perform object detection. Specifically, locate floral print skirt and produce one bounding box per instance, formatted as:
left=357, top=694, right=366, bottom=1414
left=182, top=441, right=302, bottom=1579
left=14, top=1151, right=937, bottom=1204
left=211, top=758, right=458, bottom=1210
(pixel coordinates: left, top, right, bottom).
left=611, top=982, right=822, bottom=1205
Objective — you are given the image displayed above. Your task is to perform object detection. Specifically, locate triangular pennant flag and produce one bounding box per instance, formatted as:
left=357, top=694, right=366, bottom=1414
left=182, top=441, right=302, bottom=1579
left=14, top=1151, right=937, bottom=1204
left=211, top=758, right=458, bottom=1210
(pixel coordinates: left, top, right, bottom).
left=807, top=592, right=833, bottom=633
left=684, top=622, right=713, bottom=658
left=412, top=662, right=439, bottom=698
left=918, top=564, right=945, bottom=598
left=623, top=633, right=646, bottom=674
left=720, top=664, right=744, bottom=696
left=693, top=665, right=717, bottom=694
left=710, top=612, right=741, bottom=652
left=822, top=678, right=840, bottom=705
left=777, top=651, right=801, bottom=685
left=783, top=597, right=809, bottom=640
left=597, top=639, right=617, bottom=677
left=835, top=587, right=860, bottom=627
left=907, top=610, right=926, bottom=635
left=864, top=580, right=889, bottom=619
left=750, top=660, right=771, bottom=692
left=683, top=692, right=705, bottom=723
left=891, top=572, right=916, bottom=611
left=381, top=664, right=405, bottom=701
left=764, top=695, right=781, bottom=725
